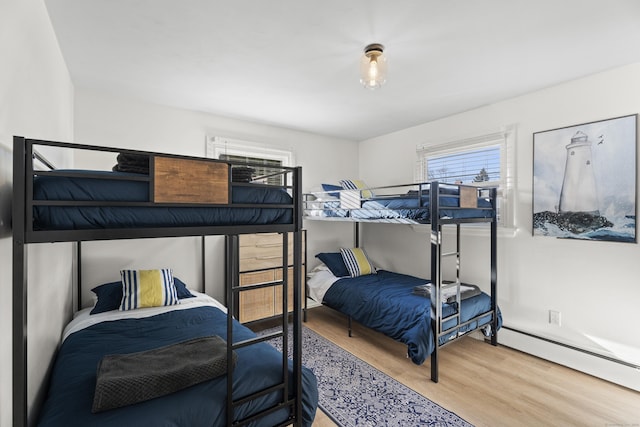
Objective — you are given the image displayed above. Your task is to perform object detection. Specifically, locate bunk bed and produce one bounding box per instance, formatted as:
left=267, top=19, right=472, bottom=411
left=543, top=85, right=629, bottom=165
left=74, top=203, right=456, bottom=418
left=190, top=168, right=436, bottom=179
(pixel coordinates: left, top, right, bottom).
left=12, top=137, right=317, bottom=427
left=303, top=181, right=501, bottom=382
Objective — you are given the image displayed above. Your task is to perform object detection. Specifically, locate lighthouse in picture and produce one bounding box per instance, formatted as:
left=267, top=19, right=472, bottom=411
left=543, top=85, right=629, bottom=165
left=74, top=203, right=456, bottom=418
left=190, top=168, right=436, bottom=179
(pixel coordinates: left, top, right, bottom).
left=558, top=130, right=599, bottom=215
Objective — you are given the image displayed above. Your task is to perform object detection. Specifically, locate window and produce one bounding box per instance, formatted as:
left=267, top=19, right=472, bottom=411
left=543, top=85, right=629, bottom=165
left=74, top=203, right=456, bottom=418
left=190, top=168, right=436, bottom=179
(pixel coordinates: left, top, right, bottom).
left=206, top=136, right=294, bottom=186
left=426, top=146, right=501, bottom=185
left=416, top=127, right=516, bottom=227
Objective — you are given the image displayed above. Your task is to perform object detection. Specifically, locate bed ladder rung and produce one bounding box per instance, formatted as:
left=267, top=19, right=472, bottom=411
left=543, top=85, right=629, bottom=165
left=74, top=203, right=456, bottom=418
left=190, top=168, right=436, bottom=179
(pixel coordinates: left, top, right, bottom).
left=233, top=330, right=283, bottom=350
left=232, top=395, right=294, bottom=427
left=440, top=280, right=458, bottom=290
left=232, top=383, right=286, bottom=407
left=232, top=279, right=283, bottom=292
left=227, top=392, right=295, bottom=427
left=441, top=251, right=459, bottom=257
left=441, top=313, right=460, bottom=323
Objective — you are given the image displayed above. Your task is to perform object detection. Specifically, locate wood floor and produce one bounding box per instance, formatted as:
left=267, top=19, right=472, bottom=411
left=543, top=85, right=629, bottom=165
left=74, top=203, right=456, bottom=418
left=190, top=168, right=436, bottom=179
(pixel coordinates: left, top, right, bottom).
left=304, top=306, right=639, bottom=427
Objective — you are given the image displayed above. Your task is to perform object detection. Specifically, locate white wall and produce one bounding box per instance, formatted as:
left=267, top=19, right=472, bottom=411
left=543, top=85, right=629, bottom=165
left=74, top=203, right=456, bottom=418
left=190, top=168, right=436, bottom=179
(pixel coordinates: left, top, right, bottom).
left=0, top=0, right=74, bottom=425
left=359, top=63, right=640, bottom=390
left=73, top=89, right=359, bottom=303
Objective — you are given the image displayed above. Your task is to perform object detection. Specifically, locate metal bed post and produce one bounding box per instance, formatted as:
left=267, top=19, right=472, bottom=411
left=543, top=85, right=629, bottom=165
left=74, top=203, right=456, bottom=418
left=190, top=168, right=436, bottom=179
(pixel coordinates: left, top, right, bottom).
left=281, top=232, right=290, bottom=424
left=77, top=242, right=82, bottom=312
left=201, top=236, right=206, bottom=292
left=303, top=229, right=308, bottom=323
left=455, top=223, right=461, bottom=306
left=347, top=221, right=361, bottom=337
left=490, top=187, right=498, bottom=345
left=430, top=181, right=441, bottom=383
left=292, top=166, right=303, bottom=426
left=12, top=136, right=28, bottom=427
left=225, top=234, right=239, bottom=425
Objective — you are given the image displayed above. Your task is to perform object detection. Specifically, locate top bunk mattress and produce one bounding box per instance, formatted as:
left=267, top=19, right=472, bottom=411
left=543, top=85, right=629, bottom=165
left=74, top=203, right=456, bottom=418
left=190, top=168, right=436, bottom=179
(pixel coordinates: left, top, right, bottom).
left=351, top=194, right=493, bottom=221
left=304, top=183, right=495, bottom=223
left=33, top=170, right=293, bottom=230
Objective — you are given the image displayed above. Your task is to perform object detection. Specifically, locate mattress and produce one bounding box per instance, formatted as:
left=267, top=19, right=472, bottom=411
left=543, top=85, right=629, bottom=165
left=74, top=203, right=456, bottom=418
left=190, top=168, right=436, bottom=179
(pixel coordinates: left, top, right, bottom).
left=37, top=292, right=318, bottom=427
left=319, top=270, right=501, bottom=365
left=33, top=170, right=294, bottom=230
left=350, top=194, right=494, bottom=221
left=305, top=189, right=494, bottom=222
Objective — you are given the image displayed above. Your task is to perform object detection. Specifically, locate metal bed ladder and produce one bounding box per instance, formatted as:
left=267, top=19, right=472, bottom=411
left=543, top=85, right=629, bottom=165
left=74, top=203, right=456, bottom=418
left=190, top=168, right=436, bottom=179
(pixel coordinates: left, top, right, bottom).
left=225, top=230, right=303, bottom=427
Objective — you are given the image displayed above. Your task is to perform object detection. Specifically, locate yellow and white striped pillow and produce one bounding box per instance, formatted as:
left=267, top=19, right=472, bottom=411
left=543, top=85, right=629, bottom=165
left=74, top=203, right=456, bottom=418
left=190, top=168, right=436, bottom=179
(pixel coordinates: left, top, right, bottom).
left=339, top=179, right=374, bottom=199
left=119, top=269, right=179, bottom=311
left=340, top=247, right=376, bottom=277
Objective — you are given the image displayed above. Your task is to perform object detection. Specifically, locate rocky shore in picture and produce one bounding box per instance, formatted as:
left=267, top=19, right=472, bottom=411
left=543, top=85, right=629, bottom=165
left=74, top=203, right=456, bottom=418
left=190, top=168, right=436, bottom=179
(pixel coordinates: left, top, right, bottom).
left=533, top=211, right=613, bottom=235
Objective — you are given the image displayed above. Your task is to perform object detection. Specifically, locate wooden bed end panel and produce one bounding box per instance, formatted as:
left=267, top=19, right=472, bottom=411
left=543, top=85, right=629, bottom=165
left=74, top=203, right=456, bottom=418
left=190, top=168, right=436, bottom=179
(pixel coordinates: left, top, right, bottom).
left=459, top=186, right=478, bottom=208
left=153, top=156, right=229, bottom=204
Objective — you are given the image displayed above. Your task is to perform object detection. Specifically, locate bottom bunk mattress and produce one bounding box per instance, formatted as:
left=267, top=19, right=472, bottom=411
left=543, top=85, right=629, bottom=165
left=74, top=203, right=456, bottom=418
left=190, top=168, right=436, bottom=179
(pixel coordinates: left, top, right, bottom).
left=37, top=292, right=318, bottom=427
left=311, top=269, right=502, bottom=365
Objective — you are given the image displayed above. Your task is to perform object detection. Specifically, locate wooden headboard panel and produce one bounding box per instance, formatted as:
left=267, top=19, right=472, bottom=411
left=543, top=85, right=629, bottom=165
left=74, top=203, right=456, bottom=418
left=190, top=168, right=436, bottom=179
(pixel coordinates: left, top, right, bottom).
left=153, top=156, right=229, bottom=204
left=459, top=185, right=478, bottom=209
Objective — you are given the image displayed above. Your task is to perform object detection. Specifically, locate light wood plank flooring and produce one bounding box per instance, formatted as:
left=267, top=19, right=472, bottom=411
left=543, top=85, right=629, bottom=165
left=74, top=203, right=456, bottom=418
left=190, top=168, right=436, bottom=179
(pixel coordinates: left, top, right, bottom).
left=304, top=306, right=639, bottom=427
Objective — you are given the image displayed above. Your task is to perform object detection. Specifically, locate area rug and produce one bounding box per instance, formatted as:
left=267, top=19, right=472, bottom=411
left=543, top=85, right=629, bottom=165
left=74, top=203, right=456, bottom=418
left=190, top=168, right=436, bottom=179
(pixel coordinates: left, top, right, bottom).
left=262, top=325, right=473, bottom=427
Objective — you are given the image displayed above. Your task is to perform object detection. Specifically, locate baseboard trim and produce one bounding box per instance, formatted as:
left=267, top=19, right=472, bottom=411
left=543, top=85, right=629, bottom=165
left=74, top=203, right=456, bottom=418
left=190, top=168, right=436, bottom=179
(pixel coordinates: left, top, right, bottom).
left=498, top=326, right=640, bottom=392
left=502, top=326, right=639, bottom=369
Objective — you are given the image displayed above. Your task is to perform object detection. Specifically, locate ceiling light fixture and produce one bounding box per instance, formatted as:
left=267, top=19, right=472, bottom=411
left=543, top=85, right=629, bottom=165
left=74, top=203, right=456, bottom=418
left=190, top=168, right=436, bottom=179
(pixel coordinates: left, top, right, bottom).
left=360, top=43, right=387, bottom=90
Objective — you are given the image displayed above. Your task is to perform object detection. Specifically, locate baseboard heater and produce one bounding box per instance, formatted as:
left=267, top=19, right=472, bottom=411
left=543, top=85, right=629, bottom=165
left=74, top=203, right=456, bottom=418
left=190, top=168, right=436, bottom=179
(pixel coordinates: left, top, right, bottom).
left=502, top=326, right=639, bottom=370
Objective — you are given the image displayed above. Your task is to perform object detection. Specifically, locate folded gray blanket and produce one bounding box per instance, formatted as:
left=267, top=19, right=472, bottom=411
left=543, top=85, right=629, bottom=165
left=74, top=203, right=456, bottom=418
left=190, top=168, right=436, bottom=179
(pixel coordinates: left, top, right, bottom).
left=112, top=152, right=149, bottom=174
left=92, top=335, right=236, bottom=413
left=413, top=283, right=481, bottom=303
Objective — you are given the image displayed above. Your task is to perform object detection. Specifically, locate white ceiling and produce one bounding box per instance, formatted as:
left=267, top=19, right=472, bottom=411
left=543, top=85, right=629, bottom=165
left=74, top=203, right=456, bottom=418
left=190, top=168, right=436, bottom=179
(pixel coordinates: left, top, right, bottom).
left=44, top=0, right=640, bottom=141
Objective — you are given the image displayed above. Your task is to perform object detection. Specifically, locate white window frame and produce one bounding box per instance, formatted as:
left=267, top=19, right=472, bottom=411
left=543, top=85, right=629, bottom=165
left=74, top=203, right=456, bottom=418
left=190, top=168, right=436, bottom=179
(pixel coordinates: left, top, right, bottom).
left=415, top=126, right=516, bottom=229
left=206, top=136, right=294, bottom=167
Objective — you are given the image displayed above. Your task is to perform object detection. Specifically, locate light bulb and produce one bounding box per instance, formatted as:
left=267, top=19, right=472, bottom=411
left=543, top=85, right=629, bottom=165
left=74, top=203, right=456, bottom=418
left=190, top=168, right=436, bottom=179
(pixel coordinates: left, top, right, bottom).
left=360, top=44, right=386, bottom=90
left=369, top=60, right=378, bottom=78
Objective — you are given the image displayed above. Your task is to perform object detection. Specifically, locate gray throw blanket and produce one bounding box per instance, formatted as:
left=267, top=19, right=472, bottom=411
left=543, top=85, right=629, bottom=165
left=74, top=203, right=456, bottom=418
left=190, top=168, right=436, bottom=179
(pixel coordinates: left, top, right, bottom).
left=112, top=153, right=149, bottom=174
left=413, top=283, right=481, bottom=304
left=92, top=335, right=236, bottom=413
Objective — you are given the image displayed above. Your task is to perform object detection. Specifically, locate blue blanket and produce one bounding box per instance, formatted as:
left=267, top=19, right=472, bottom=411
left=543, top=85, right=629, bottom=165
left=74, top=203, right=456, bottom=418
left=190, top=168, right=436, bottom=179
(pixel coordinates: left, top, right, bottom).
left=33, top=170, right=293, bottom=230
left=322, top=270, right=501, bottom=365
left=37, top=306, right=318, bottom=427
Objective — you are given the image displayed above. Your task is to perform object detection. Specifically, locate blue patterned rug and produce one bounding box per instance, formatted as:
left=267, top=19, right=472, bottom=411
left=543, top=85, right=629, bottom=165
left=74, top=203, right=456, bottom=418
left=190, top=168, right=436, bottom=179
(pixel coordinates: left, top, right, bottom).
left=263, top=325, right=473, bottom=427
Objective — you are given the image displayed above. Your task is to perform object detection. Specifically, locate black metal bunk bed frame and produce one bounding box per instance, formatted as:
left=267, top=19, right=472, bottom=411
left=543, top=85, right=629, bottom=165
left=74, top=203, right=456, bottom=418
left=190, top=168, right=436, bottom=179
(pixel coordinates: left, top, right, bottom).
left=305, top=181, right=498, bottom=383
left=12, top=136, right=305, bottom=427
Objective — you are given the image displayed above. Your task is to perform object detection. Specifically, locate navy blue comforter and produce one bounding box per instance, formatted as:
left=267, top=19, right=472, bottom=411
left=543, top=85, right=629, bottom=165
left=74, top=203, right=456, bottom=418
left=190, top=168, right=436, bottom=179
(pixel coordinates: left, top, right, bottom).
left=33, top=170, right=293, bottom=230
left=37, top=306, right=318, bottom=427
left=322, top=270, right=501, bottom=365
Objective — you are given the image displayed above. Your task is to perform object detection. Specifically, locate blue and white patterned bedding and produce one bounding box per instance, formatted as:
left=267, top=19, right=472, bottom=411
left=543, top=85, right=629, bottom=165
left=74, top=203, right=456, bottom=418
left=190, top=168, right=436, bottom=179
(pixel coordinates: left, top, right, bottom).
left=351, top=195, right=494, bottom=221
left=305, top=186, right=494, bottom=222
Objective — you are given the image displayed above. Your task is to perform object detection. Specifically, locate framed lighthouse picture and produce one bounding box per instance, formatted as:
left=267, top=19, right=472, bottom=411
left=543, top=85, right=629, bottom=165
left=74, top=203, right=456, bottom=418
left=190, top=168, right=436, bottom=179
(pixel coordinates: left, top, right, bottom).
left=533, top=114, right=637, bottom=243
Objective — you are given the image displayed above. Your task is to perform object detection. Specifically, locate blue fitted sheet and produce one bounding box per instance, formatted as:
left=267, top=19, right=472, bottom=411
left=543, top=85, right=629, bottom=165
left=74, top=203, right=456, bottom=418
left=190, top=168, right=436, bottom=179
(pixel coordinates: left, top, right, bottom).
left=322, top=270, right=501, bottom=365
left=37, top=305, right=318, bottom=427
left=33, top=170, right=293, bottom=230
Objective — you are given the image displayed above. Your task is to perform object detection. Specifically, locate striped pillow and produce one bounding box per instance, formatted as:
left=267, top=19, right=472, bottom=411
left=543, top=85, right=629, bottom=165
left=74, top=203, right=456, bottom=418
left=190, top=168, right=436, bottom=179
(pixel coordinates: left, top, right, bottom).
left=339, top=179, right=373, bottom=199
left=340, top=247, right=376, bottom=277
left=119, top=269, right=179, bottom=311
